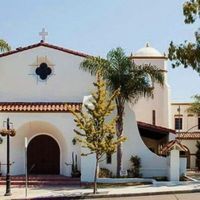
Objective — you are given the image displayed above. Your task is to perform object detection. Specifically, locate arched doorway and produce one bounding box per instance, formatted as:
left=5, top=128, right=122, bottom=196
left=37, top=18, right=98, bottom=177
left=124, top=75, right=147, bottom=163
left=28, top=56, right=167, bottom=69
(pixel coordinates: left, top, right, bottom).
left=27, top=135, right=60, bottom=174
left=180, top=145, right=191, bottom=169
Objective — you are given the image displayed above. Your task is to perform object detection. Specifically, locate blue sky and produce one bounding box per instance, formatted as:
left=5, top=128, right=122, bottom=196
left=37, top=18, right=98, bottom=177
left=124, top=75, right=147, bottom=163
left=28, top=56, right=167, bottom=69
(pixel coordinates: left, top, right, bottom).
left=0, top=0, right=199, bottom=102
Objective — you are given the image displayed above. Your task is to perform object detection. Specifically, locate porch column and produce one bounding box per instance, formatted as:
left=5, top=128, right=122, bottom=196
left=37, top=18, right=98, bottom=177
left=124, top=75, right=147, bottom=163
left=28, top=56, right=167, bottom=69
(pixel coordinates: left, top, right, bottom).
left=169, top=149, right=180, bottom=181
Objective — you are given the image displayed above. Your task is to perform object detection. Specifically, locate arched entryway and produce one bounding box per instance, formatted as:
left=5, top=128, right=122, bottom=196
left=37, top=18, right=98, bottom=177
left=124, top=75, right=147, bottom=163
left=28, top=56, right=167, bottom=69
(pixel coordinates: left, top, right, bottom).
left=27, top=135, right=60, bottom=174
left=180, top=145, right=191, bottom=169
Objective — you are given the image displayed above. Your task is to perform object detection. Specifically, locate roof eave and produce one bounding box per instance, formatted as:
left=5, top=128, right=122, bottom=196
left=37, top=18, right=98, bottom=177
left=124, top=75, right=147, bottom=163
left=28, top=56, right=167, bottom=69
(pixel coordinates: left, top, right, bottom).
left=0, top=42, right=91, bottom=58
left=137, top=121, right=176, bottom=134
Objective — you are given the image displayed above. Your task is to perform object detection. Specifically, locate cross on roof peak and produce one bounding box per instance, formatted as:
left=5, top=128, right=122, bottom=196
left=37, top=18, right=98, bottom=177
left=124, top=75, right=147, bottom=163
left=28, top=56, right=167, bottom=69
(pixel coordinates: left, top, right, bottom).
left=39, top=28, right=48, bottom=42
left=145, top=42, right=150, bottom=47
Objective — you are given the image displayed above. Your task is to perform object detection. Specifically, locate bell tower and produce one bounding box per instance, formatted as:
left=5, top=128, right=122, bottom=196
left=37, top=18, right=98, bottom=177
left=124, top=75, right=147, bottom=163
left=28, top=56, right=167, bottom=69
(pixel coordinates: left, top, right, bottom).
left=131, top=43, right=170, bottom=128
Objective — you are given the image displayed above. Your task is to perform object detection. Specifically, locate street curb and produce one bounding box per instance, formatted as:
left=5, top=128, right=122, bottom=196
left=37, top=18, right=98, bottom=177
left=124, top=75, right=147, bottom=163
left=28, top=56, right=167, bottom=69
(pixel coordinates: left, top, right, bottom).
left=12, top=188, right=200, bottom=199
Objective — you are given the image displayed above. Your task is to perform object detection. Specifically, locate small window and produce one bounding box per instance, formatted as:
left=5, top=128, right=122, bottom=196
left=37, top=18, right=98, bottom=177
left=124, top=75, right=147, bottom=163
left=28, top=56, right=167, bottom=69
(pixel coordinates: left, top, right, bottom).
left=106, top=153, right=112, bottom=164
left=198, top=118, right=200, bottom=130
left=175, top=118, right=182, bottom=130
left=152, top=110, right=156, bottom=125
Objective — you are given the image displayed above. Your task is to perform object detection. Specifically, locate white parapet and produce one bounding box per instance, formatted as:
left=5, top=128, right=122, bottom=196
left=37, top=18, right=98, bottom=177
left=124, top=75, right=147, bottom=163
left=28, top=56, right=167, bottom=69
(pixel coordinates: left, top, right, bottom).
left=80, top=149, right=96, bottom=182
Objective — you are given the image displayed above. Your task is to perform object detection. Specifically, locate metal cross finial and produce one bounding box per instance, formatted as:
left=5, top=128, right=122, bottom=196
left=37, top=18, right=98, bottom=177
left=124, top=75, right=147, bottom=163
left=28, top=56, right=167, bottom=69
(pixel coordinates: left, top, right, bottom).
left=146, top=42, right=150, bottom=47
left=39, top=28, right=48, bottom=42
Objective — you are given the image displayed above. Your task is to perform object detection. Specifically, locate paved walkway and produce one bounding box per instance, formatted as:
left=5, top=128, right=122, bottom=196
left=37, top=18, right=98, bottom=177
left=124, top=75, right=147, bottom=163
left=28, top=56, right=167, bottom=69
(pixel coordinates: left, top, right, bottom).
left=186, top=170, right=200, bottom=180
left=0, top=181, right=200, bottom=200
left=94, top=193, right=200, bottom=200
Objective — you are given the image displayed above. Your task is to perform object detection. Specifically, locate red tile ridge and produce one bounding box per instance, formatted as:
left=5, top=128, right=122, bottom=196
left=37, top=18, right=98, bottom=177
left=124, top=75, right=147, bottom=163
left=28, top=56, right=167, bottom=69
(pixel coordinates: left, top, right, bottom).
left=0, top=42, right=91, bottom=58
left=176, top=131, right=200, bottom=139
left=0, top=102, right=82, bottom=112
left=162, top=139, right=188, bottom=153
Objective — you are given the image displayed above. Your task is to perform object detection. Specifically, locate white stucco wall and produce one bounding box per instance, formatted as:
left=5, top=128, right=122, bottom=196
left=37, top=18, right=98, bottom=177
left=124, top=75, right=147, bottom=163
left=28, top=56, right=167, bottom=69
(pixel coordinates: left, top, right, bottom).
left=169, top=149, right=180, bottom=181
left=171, top=103, right=200, bottom=132
left=82, top=102, right=185, bottom=182
left=0, top=46, right=94, bottom=102
left=0, top=46, right=94, bottom=176
left=0, top=113, right=81, bottom=176
left=98, top=103, right=169, bottom=178
left=0, top=44, right=175, bottom=180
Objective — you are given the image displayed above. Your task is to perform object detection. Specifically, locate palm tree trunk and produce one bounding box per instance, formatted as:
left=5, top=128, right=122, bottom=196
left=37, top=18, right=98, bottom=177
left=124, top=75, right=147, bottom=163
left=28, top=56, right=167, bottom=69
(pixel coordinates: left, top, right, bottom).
left=115, top=96, right=125, bottom=177
left=93, top=155, right=99, bottom=194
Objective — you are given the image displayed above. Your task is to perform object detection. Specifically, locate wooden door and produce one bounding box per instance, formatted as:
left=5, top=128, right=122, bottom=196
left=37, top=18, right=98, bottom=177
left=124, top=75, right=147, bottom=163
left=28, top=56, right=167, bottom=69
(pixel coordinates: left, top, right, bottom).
left=27, top=135, right=60, bottom=174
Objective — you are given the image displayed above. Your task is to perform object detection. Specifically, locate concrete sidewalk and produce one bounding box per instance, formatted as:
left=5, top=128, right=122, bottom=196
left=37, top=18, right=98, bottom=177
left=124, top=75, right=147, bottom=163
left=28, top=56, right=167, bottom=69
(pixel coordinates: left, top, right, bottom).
left=1, top=181, right=200, bottom=200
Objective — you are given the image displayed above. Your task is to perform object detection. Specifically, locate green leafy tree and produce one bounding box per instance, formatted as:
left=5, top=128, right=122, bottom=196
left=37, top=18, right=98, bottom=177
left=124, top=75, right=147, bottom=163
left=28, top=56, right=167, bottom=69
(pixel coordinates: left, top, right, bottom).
left=70, top=73, right=126, bottom=194
left=0, top=39, right=10, bottom=52
left=80, top=47, right=164, bottom=176
left=187, top=95, right=200, bottom=114
left=168, top=0, right=200, bottom=72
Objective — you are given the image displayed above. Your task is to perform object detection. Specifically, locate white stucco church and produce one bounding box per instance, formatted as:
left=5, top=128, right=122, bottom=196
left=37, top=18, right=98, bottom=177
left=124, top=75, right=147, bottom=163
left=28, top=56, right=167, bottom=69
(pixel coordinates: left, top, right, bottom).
left=0, top=30, right=186, bottom=182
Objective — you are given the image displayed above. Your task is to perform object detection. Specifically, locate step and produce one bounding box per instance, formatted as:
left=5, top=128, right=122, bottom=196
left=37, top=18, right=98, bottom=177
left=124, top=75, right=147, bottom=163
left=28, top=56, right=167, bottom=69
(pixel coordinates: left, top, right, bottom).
left=0, top=181, right=80, bottom=185
left=0, top=175, right=81, bottom=186
left=0, top=177, right=80, bottom=182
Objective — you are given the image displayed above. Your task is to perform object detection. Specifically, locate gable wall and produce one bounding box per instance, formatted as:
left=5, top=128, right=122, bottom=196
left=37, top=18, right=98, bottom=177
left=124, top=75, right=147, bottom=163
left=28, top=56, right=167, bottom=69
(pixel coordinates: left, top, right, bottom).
left=0, top=46, right=94, bottom=102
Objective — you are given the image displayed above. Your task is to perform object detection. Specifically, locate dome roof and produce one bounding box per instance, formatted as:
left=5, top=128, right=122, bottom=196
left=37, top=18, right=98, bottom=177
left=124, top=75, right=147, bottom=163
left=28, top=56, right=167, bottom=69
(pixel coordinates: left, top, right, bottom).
left=134, top=43, right=163, bottom=57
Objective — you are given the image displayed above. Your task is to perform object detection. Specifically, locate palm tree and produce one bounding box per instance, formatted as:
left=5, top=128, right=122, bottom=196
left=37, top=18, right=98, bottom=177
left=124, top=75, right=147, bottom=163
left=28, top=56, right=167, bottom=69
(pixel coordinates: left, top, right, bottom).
left=0, top=39, right=10, bottom=52
left=81, top=47, right=164, bottom=176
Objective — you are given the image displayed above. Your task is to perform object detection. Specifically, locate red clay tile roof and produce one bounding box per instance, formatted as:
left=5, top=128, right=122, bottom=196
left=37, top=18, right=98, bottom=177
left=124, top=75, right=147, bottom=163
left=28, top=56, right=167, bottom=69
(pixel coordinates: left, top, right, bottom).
left=171, top=102, right=192, bottom=105
left=0, top=102, right=82, bottom=112
left=176, top=132, right=200, bottom=139
left=162, top=140, right=188, bottom=153
left=0, top=41, right=90, bottom=58
left=137, top=121, right=176, bottom=134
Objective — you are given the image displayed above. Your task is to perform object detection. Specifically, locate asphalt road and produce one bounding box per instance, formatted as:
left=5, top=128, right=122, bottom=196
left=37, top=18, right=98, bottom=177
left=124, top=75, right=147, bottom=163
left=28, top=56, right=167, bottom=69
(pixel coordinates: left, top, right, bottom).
left=92, top=192, right=200, bottom=200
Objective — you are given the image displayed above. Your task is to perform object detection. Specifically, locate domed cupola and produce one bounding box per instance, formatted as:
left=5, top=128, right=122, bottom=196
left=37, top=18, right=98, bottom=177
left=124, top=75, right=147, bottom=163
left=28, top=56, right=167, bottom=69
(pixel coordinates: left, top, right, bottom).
left=133, top=43, right=165, bottom=58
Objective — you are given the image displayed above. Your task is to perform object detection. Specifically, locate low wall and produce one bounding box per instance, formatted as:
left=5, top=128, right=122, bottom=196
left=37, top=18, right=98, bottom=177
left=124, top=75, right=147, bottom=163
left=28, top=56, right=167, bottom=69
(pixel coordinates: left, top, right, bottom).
left=81, top=102, right=174, bottom=182
left=97, top=177, right=153, bottom=183
left=141, top=168, right=168, bottom=177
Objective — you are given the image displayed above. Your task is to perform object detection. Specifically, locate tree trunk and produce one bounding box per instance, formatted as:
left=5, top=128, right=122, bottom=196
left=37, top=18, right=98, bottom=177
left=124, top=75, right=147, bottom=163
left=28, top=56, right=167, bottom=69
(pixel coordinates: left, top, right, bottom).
left=115, top=97, right=125, bottom=177
left=93, top=155, right=99, bottom=194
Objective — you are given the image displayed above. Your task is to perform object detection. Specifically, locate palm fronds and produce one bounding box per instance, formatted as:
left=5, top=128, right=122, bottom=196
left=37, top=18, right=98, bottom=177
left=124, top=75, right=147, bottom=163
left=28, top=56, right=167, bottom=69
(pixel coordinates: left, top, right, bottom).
left=0, top=39, right=11, bottom=52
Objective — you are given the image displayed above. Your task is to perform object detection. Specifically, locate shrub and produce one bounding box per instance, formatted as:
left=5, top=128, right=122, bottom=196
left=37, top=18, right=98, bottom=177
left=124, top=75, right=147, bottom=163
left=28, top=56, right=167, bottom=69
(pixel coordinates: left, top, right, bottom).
left=99, top=168, right=112, bottom=178
left=128, top=155, right=142, bottom=178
